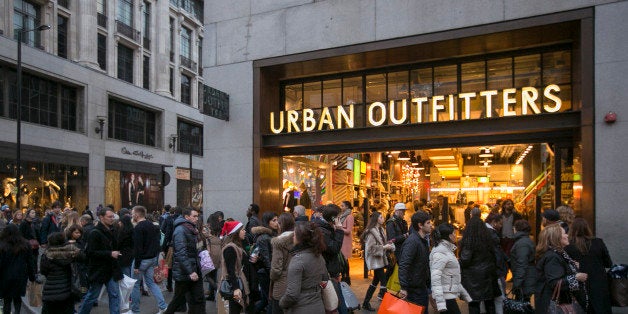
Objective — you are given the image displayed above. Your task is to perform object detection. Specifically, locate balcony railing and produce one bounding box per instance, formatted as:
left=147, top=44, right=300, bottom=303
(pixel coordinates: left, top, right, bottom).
left=97, top=13, right=107, bottom=28
left=180, top=55, right=197, bottom=72
left=143, top=37, right=150, bottom=49
left=200, top=84, right=229, bottom=121
left=115, top=20, right=140, bottom=42
left=58, top=0, right=69, bottom=9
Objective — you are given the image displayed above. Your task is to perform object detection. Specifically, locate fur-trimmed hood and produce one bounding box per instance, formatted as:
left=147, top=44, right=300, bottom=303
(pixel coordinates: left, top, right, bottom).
left=251, top=226, right=274, bottom=236
left=45, top=243, right=81, bottom=262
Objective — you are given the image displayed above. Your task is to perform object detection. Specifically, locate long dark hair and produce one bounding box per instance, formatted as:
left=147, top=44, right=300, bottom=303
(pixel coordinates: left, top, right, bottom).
left=360, top=211, right=382, bottom=243
left=0, top=224, right=30, bottom=254
left=461, top=216, right=493, bottom=253
left=568, top=217, right=593, bottom=255
left=278, top=213, right=295, bottom=233
left=294, top=221, right=326, bottom=256
left=208, top=211, right=224, bottom=236
left=117, top=215, right=134, bottom=237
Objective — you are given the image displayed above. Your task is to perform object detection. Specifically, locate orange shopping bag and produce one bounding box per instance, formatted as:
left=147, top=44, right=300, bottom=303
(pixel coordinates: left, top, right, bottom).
left=377, top=292, right=425, bottom=314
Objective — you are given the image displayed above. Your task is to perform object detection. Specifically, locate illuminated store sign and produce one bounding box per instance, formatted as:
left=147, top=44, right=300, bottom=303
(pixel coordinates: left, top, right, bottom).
left=270, top=84, right=562, bottom=134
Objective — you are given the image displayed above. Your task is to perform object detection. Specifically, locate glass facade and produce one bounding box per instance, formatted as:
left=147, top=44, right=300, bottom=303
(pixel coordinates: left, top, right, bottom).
left=108, top=98, right=156, bottom=146
left=117, top=0, right=133, bottom=26
left=177, top=120, right=203, bottom=156
left=117, top=44, right=134, bottom=83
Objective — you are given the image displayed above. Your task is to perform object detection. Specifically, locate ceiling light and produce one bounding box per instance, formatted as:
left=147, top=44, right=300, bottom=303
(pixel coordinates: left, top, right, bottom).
left=479, top=153, right=494, bottom=158
left=398, top=151, right=410, bottom=160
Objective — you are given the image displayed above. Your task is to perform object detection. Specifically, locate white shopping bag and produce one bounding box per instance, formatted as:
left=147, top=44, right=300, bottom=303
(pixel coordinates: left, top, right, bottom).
left=119, top=274, right=137, bottom=311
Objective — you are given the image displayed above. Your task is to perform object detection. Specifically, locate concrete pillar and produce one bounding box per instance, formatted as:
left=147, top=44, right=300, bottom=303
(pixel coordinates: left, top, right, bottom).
left=154, top=0, right=171, bottom=97
left=76, top=0, right=99, bottom=69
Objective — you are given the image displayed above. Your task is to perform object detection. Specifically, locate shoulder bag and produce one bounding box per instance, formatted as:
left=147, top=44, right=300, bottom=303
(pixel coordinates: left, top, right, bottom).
left=320, top=280, right=339, bottom=312
left=547, top=280, right=585, bottom=314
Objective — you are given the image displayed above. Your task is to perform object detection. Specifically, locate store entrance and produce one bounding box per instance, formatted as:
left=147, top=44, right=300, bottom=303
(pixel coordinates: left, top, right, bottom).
left=280, top=142, right=581, bottom=261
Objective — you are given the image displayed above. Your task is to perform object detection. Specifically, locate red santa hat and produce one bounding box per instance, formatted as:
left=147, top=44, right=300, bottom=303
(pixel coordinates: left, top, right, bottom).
left=220, top=220, right=243, bottom=237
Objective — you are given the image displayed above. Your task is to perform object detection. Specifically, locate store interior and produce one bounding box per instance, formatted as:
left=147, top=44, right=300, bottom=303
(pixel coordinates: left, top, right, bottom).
left=282, top=143, right=582, bottom=257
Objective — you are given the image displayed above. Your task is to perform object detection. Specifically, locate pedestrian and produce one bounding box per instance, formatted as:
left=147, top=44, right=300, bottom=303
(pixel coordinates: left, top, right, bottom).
left=313, top=204, right=347, bottom=314
left=0, top=224, right=36, bottom=314
left=430, top=223, right=472, bottom=313
left=398, top=210, right=432, bottom=308
left=163, top=208, right=205, bottom=314
left=460, top=216, right=500, bottom=314
left=117, top=214, right=134, bottom=277
left=205, top=211, right=224, bottom=301
left=360, top=211, right=395, bottom=311
left=509, top=219, right=536, bottom=302
left=565, top=217, right=612, bottom=314
left=339, top=200, right=354, bottom=285
left=40, top=232, right=83, bottom=314
left=279, top=221, right=329, bottom=314
left=535, top=223, right=588, bottom=313
left=499, top=199, right=521, bottom=255
left=220, top=220, right=250, bottom=314
left=293, top=205, right=308, bottom=222
left=251, top=212, right=279, bottom=313
left=485, top=212, right=508, bottom=313
left=161, top=206, right=182, bottom=292
left=270, top=213, right=296, bottom=314
left=383, top=202, right=409, bottom=299
left=9, top=209, right=23, bottom=225
left=20, top=208, right=41, bottom=258
left=78, top=207, right=123, bottom=314
left=40, top=200, right=63, bottom=246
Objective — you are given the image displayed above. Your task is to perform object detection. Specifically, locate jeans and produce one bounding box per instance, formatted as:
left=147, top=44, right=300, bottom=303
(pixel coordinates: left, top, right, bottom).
left=131, top=256, right=167, bottom=312
left=78, top=278, right=120, bottom=314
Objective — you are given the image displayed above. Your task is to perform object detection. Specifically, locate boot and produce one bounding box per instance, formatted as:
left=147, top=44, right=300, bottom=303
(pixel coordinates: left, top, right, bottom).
left=362, top=284, right=377, bottom=311
left=377, top=286, right=387, bottom=300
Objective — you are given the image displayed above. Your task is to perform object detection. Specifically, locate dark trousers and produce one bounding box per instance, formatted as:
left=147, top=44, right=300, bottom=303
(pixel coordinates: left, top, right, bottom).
left=468, top=300, right=495, bottom=314
left=2, top=296, right=22, bottom=314
left=370, top=267, right=386, bottom=287
left=270, top=298, right=284, bottom=314
left=229, top=300, right=243, bottom=314
left=42, top=299, right=75, bottom=314
left=440, top=299, right=461, bottom=314
left=166, top=268, right=173, bottom=290
left=254, top=272, right=270, bottom=313
left=164, top=280, right=205, bottom=314
left=406, top=288, right=429, bottom=308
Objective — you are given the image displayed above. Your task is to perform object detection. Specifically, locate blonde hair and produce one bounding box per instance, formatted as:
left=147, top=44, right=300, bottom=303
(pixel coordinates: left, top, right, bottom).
left=536, top=224, right=565, bottom=259
left=556, top=205, right=575, bottom=225
left=62, top=211, right=80, bottom=232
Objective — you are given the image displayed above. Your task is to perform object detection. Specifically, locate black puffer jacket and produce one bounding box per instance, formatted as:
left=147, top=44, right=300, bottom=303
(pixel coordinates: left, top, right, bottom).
left=509, top=231, right=536, bottom=296
left=172, top=217, right=201, bottom=281
left=386, top=216, right=408, bottom=258
left=398, top=229, right=430, bottom=291
left=85, top=223, right=123, bottom=284
left=488, top=226, right=509, bottom=277
left=40, top=244, right=81, bottom=301
left=460, top=243, right=500, bottom=301
left=313, top=218, right=344, bottom=277
left=252, top=226, right=275, bottom=273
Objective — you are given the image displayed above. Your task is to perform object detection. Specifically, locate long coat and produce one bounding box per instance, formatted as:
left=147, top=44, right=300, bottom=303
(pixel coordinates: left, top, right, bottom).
left=460, top=243, right=500, bottom=301
left=85, top=223, right=123, bottom=284
left=509, top=231, right=536, bottom=296
left=535, top=249, right=579, bottom=314
left=565, top=238, right=613, bottom=314
left=364, top=227, right=388, bottom=270
left=0, top=242, right=35, bottom=298
left=270, top=231, right=294, bottom=300
left=279, top=245, right=329, bottom=314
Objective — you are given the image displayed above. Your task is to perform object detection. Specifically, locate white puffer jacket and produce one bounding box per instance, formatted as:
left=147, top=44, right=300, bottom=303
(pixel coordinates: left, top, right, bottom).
left=429, top=240, right=472, bottom=311
left=364, top=227, right=388, bottom=270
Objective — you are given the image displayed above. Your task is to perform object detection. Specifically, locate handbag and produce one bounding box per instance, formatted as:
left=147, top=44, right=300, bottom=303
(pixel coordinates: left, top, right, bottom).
left=547, top=280, right=585, bottom=314
left=320, top=280, right=339, bottom=312
left=29, top=238, right=40, bottom=250
left=71, top=262, right=88, bottom=299
left=154, top=259, right=168, bottom=284
left=503, top=289, right=534, bottom=314
left=199, top=249, right=216, bottom=277
left=27, top=281, right=43, bottom=307
left=219, top=277, right=244, bottom=300
left=378, top=292, right=425, bottom=314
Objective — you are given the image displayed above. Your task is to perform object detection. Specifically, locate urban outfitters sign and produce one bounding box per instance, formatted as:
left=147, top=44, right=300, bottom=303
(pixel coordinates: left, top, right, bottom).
left=269, top=84, right=562, bottom=134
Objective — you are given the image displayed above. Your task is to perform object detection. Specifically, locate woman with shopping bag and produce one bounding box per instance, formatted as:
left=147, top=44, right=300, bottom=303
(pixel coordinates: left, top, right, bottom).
left=360, top=211, right=395, bottom=311
left=0, top=224, right=36, bottom=313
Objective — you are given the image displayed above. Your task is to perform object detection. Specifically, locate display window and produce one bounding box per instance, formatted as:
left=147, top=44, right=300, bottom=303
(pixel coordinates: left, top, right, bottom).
left=105, top=170, right=163, bottom=212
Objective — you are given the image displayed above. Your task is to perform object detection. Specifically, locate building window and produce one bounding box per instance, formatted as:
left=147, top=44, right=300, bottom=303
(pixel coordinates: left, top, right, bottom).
left=197, top=38, right=202, bottom=74
left=169, top=17, right=175, bottom=62
left=117, top=44, right=134, bottom=83
left=143, top=55, right=150, bottom=90
left=177, top=120, right=203, bottom=156
left=169, top=67, right=174, bottom=95
left=98, top=33, right=107, bottom=70
left=108, top=98, right=156, bottom=146
left=57, top=15, right=68, bottom=59
left=180, top=74, right=191, bottom=105
left=97, top=0, right=106, bottom=14
left=2, top=67, right=78, bottom=131
left=180, top=26, right=191, bottom=59
left=142, top=1, right=150, bottom=48
left=13, top=0, right=42, bottom=47
left=117, top=0, right=133, bottom=26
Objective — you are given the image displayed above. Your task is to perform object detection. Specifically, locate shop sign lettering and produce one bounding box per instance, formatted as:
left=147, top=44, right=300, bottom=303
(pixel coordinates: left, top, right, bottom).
left=121, top=147, right=154, bottom=160
left=269, top=84, right=562, bottom=134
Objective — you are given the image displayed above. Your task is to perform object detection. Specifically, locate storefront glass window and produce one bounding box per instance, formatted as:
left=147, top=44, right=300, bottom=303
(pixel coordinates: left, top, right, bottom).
left=461, top=61, right=486, bottom=120
left=303, top=81, right=321, bottom=109
left=343, top=76, right=363, bottom=127
left=108, top=98, right=156, bottom=146
left=366, top=73, right=386, bottom=104
left=410, top=68, right=432, bottom=124
left=487, top=58, right=512, bottom=90
left=105, top=170, right=163, bottom=212
left=284, top=83, right=302, bottom=111
left=434, top=65, right=457, bottom=121
left=387, top=71, right=409, bottom=125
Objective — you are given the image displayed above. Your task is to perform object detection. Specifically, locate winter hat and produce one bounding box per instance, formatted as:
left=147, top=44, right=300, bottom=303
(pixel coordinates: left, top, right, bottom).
left=221, top=220, right=243, bottom=237
left=394, top=202, right=407, bottom=211
left=542, top=209, right=560, bottom=222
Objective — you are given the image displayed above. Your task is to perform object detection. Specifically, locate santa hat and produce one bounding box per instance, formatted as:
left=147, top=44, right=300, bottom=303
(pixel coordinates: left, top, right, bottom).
left=221, top=220, right=243, bottom=237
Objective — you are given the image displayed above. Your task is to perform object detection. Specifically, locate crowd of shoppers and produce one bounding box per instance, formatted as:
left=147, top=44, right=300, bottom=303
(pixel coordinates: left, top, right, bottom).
left=0, top=198, right=615, bottom=314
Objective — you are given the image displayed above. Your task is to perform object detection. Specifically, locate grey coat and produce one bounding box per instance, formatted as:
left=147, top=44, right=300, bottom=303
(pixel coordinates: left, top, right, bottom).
left=509, top=231, right=536, bottom=296
left=279, top=245, right=329, bottom=314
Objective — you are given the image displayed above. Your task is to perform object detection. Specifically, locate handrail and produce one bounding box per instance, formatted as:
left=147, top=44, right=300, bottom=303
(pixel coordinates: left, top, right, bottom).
left=518, top=168, right=552, bottom=204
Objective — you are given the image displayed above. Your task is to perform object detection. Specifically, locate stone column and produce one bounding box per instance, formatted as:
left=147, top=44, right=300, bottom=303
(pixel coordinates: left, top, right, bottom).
left=154, top=0, right=171, bottom=97
left=75, top=0, right=99, bottom=69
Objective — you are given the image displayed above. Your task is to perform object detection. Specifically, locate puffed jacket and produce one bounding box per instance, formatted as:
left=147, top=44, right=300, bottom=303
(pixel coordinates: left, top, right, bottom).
left=252, top=226, right=275, bottom=273
left=429, top=241, right=472, bottom=311
left=270, top=231, right=294, bottom=300
left=364, top=227, right=388, bottom=270
left=172, top=217, right=201, bottom=281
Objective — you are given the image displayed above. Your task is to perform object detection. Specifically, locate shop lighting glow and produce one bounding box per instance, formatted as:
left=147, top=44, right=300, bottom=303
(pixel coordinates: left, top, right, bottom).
left=515, top=145, right=534, bottom=165
left=431, top=186, right=525, bottom=192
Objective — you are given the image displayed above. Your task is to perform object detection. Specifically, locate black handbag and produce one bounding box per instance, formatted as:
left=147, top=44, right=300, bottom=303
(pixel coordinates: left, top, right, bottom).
left=70, top=263, right=88, bottom=299
left=219, top=277, right=243, bottom=300
left=503, top=289, right=534, bottom=314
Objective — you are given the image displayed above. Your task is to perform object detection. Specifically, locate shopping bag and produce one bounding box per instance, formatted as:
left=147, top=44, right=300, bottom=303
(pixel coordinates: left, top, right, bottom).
left=377, top=292, right=425, bottom=314
left=119, top=274, right=137, bottom=312
left=165, top=247, right=174, bottom=268
left=199, top=249, right=216, bottom=277
left=27, top=281, right=43, bottom=307
left=385, top=264, right=400, bottom=293
left=610, top=278, right=628, bottom=307
left=320, top=280, right=339, bottom=312
left=154, top=259, right=168, bottom=284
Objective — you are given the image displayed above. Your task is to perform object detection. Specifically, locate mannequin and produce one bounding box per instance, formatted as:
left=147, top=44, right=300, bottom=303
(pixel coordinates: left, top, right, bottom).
left=135, top=175, right=145, bottom=205
left=2, top=177, right=17, bottom=205
left=128, top=173, right=136, bottom=207
left=282, top=180, right=297, bottom=212
left=298, top=181, right=311, bottom=209
left=39, top=177, right=61, bottom=203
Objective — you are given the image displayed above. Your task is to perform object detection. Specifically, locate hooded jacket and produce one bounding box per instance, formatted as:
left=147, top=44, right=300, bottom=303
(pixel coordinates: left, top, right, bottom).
left=252, top=225, right=275, bottom=273
left=40, top=244, right=82, bottom=301
left=509, top=231, right=536, bottom=296
left=270, top=231, right=294, bottom=300
left=171, top=216, right=201, bottom=281
left=429, top=240, right=472, bottom=311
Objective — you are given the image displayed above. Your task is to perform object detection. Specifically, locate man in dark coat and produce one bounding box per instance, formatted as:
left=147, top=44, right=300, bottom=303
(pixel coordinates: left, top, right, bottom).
left=164, top=208, right=205, bottom=314
left=161, top=206, right=182, bottom=291
left=398, top=211, right=432, bottom=308
left=40, top=200, right=62, bottom=246
left=383, top=202, right=408, bottom=298
left=78, top=207, right=123, bottom=314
